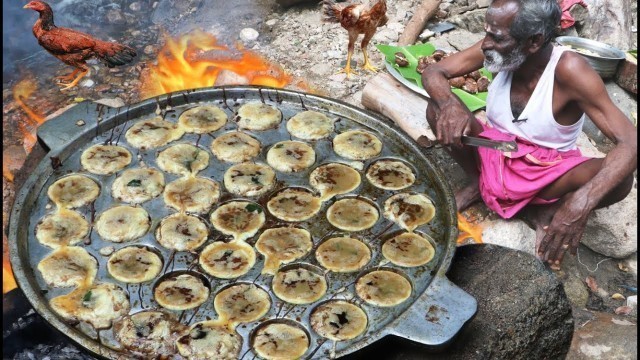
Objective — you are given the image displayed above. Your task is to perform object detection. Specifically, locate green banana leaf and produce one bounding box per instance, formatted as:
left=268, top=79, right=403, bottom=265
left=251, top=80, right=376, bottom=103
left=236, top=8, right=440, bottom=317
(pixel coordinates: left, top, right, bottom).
left=629, top=50, right=637, bottom=59
left=376, top=43, right=493, bottom=112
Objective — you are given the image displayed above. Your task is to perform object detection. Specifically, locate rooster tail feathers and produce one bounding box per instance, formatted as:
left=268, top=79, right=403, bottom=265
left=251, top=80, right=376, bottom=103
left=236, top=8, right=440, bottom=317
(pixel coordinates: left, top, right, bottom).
left=321, top=0, right=343, bottom=23
left=94, top=41, right=137, bottom=68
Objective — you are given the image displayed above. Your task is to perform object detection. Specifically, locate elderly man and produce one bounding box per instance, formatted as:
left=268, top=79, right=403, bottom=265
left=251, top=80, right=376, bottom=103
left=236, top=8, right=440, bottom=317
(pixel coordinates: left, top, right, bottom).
left=422, top=0, right=637, bottom=268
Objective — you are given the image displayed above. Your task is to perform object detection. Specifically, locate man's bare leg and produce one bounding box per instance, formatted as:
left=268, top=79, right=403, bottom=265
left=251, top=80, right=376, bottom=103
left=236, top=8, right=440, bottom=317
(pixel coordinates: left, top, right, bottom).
left=523, top=158, right=634, bottom=269
left=426, top=99, right=483, bottom=212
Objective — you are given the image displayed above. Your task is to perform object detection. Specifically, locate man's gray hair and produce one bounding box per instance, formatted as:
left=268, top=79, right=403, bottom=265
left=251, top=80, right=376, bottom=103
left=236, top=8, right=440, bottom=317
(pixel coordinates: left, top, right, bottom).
left=495, top=0, right=561, bottom=45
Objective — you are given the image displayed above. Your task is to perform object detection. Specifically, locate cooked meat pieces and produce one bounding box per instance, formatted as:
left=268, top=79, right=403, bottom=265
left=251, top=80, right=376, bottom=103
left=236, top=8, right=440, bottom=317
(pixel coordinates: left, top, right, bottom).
left=477, top=76, right=490, bottom=92
left=431, top=49, right=447, bottom=61
left=448, top=76, right=466, bottom=88
left=468, top=70, right=482, bottom=81
left=394, top=52, right=409, bottom=67
left=462, top=77, right=478, bottom=94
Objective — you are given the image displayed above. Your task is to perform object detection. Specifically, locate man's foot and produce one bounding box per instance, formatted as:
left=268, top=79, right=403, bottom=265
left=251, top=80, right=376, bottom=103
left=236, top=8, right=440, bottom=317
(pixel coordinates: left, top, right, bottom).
left=455, top=182, right=481, bottom=212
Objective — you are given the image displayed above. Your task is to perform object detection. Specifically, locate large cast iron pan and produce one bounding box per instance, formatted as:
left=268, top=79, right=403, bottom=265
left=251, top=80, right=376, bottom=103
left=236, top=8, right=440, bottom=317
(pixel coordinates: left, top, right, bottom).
left=9, top=86, right=476, bottom=359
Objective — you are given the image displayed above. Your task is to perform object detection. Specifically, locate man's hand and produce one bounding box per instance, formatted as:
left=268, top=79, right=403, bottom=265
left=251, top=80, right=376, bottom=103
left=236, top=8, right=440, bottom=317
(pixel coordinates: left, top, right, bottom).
left=537, top=193, right=590, bottom=267
left=422, top=40, right=485, bottom=147
left=431, top=97, right=475, bottom=147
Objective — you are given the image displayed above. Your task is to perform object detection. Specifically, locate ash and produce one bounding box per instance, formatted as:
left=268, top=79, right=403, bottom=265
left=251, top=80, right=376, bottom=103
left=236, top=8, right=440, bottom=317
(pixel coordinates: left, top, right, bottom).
left=12, top=344, right=92, bottom=360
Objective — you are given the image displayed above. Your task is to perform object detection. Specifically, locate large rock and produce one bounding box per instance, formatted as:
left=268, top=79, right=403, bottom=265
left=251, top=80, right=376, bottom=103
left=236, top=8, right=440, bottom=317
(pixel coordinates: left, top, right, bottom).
left=561, top=273, right=590, bottom=308
left=622, top=252, right=637, bottom=281
left=449, top=8, right=487, bottom=34
left=445, top=245, right=574, bottom=360
left=347, top=244, right=574, bottom=359
left=480, top=218, right=536, bottom=255
left=615, top=53, right=637, bottom=95
left=581, top=82, right=638, bottom=147
left=581, top=182, right=638, bottom=259
left=575, top=132, right=605, bottom=158
left=567, top=309, right=637, bottom=360
left=577, top=0, right=635, bottom=51
left=437, top=29, right=485, bottom=51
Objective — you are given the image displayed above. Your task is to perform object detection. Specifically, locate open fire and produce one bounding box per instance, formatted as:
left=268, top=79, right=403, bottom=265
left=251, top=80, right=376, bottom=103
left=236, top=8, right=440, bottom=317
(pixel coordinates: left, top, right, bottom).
left=3, top=234, right=17, bottom=294
left=3, top=30, right=309, bottom=295
left=140, top=30, right=306, bottom=98
left=457, top=212, right=483, bottom=245
left=14, top=77, right=45, bottom=153
left=3, top=30, right=479, bottom=297
left=3, top=78, right=45, bottom=183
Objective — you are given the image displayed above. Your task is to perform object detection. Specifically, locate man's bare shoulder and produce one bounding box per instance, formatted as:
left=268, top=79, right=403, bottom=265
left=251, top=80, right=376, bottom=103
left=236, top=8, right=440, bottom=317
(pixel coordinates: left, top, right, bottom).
left=554, top=49, right=600, bottom=87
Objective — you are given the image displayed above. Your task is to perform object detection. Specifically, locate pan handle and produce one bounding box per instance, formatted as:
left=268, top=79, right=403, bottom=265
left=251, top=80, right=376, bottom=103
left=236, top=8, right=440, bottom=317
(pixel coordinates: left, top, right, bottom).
left=37, top=101, right=118, bottom=151
left=385, top=275, right=477, bottom=348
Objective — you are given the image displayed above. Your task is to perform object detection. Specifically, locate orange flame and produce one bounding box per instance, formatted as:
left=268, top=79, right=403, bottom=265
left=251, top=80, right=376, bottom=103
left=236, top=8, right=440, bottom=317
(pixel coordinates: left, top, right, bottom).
left=457, top=212, right=483, bottom=245
left=4, top=78, right=45, bottom=183
left=3, top=234, right=17, bottom=294
left=13, top=78, right=45, bottom=154
left=3, top=261, right=17, bottom=295
left=4, top=78, right=45, bottom=294
left=140, top=30, right=304, bottom=98
left=2, top=153, right=17, bottom=183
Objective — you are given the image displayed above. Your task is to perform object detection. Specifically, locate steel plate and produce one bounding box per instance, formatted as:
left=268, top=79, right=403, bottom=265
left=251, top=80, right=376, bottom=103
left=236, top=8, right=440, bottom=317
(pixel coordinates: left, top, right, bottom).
left=9, top=86, right=475, bottom=359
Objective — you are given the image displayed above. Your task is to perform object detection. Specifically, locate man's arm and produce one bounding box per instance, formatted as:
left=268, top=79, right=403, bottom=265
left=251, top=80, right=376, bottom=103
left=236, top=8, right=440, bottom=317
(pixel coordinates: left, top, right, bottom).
left=421, top=40, right=486, bottom=146
left=539, top=52, right=638, bottom=264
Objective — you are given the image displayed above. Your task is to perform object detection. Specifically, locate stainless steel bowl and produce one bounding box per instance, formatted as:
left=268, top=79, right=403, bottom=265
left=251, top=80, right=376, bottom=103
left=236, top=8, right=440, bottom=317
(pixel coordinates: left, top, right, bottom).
left=555, top=36, right=626, bottom=79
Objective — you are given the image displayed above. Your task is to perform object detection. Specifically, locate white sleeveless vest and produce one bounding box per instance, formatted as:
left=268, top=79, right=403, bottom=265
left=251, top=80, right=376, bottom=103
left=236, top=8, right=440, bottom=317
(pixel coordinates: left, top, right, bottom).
left=485, top=46, right=584, bottom=151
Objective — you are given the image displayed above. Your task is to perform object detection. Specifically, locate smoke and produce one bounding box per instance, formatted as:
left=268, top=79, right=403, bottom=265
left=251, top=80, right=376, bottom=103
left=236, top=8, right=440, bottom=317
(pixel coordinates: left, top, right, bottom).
left=2, top=1, right=51, bottom=83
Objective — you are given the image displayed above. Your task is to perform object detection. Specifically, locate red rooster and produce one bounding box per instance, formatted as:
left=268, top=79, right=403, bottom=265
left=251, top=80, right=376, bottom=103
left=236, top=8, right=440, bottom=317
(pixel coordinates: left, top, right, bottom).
left=23, top=1, right=137, bottom=90
left=322, top=0, right=388, bottom=78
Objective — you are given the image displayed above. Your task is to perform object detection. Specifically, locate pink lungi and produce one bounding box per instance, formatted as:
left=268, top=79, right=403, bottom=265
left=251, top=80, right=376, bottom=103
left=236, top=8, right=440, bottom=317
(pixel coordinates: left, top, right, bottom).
left=476, top=122, right=591, bottom=219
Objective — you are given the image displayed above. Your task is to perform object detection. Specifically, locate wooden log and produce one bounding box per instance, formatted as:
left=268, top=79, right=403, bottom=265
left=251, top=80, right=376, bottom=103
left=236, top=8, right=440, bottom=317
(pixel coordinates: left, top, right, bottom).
left=397, top=0, right=443, bottom=46
left=361, top=73, right=488, bottom=143
left=361, top=72, right=435, bottom=141
left=615, top=53, right=637, bottom=95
